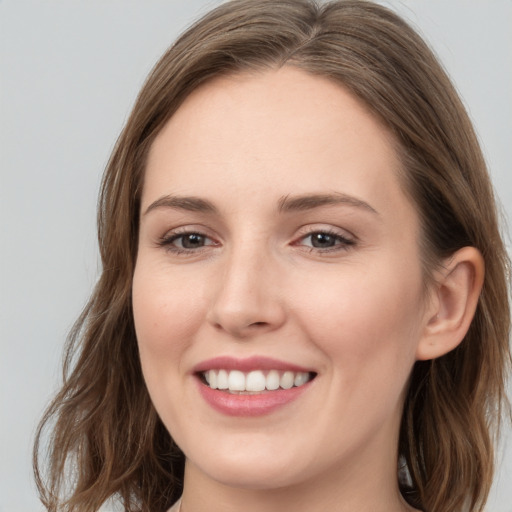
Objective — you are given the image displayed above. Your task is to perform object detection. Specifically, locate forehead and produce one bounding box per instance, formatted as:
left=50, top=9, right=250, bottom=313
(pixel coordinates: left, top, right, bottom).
left=143, top=67, right=413, bottom=222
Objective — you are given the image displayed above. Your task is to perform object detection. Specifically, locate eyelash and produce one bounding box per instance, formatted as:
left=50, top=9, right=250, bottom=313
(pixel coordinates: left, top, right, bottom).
left=295, top=229, right=356, bottom=253
left=158, top=229, right=218, bottom=255
left=157, top=228, right=356, bottom=256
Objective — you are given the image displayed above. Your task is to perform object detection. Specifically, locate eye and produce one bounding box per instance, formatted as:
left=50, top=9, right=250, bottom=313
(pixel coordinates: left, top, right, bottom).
left=296, top=230, right=355, bottom=252
left=173, top=233, right=209, bottom=249
left=159, top=231, right=218, bottom=253
left=307, top=232, right=340, bottom=249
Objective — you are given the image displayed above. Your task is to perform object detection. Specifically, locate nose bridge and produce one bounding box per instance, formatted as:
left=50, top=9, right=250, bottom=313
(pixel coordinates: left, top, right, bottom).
left=208, top=236, right=285, bottom=337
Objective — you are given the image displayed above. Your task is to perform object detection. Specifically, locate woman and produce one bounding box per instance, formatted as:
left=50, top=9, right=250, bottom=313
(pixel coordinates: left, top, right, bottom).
left=33, top=1, right=511, bottom=511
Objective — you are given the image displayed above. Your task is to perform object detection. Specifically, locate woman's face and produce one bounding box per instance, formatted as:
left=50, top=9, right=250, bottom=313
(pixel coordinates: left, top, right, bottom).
left=133, top=67, right=432, bottom=492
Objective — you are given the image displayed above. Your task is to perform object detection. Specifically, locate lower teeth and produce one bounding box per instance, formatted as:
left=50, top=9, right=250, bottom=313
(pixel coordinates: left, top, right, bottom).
left=226, top=390, right=271, bottom=395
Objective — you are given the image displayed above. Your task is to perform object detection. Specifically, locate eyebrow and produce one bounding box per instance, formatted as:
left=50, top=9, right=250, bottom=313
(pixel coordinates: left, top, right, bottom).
left=144, top=195, right=218, bottom=216
left=143, top=192, right=378, bottom=216
left=277, top=193, right=378, bottom=215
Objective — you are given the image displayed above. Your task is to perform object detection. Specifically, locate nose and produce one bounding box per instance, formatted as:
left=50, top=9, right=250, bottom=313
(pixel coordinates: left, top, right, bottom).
left=207, top=244, right=286, bottom=339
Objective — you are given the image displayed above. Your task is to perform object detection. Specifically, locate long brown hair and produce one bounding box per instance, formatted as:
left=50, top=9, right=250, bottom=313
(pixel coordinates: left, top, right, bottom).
left=33, top=1, right=511, bottom=511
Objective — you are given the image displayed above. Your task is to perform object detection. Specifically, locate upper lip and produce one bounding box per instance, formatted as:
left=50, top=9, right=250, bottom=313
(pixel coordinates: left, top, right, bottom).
left=192, top=356, right=314, bottom=374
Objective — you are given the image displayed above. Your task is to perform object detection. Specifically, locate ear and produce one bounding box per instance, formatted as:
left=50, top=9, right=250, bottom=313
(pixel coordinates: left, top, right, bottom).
left=416, top=246, right=484, bottom=361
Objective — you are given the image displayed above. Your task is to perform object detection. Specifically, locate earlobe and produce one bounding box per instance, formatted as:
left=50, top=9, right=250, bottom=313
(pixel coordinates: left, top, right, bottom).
left=416, top=246, right=485, bottom=361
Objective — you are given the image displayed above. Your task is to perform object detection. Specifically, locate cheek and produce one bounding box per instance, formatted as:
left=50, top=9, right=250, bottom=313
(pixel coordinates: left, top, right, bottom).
left=132, top=263, right=208, bottom=435
left=132, top=263, right=205, bottom=365
left=296, top=263, right=424, bottom=389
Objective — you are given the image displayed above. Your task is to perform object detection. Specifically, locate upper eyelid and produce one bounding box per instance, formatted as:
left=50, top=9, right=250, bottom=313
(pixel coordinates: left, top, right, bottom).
left=160, top=224, right=217, bottom=239
left=294, top=224, right=357, bottom=241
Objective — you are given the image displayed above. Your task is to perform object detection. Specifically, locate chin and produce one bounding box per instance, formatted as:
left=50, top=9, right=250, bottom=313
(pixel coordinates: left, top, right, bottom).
left=183, top=440, right=313, bottom=491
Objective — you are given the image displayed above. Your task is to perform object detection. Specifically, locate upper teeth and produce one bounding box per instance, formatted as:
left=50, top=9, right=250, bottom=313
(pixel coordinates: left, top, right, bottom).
left=203, top=369, right=312, bottom=392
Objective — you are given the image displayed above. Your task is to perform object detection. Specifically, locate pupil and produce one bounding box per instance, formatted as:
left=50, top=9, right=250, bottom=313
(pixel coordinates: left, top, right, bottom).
left=182, top=234, right=204, bottom=248
left=311, top=233, right=335, bottom=248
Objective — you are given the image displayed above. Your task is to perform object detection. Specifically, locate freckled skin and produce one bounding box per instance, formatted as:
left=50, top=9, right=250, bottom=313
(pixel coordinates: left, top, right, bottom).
left=132, top=67, right=426, bottom=512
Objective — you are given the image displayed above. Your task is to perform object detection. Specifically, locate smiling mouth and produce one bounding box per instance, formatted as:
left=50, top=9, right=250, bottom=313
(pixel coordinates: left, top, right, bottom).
left=200, top=369, right=316, bottom=394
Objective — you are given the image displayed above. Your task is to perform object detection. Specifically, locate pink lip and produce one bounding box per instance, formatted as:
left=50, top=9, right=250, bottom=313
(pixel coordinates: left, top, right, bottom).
left=196, top=378, right=313, bottom=417
left=192, top=355, right=312, bottom=374
left=192, top=356, right=315, bottom=417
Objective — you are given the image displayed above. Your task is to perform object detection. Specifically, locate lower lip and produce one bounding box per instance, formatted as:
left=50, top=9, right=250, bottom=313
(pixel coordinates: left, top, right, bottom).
left=196, top=378, right=312, bottom=417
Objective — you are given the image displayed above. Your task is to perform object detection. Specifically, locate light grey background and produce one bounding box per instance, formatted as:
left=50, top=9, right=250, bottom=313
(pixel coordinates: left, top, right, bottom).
left=1, top=1, right=510, bottom=511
